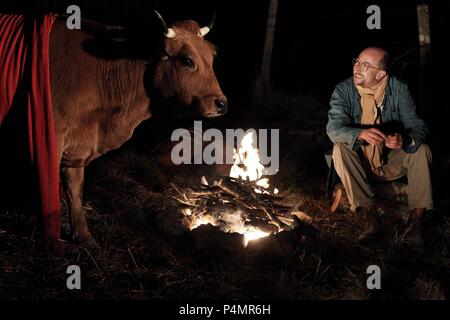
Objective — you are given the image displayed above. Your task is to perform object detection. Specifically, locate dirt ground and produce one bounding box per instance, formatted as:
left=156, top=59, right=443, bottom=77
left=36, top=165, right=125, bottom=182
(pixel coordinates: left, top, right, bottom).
left=0, top=94, right=449, bottom=300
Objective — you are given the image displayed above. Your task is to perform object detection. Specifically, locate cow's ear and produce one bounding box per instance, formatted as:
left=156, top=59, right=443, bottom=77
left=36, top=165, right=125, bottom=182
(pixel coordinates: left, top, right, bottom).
left=207, top=42, right=218, bottom=58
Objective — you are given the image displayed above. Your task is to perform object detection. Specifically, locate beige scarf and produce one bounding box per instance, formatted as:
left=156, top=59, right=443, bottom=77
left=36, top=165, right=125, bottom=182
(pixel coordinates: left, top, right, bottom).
left=356, top=76, right=389, bottom=176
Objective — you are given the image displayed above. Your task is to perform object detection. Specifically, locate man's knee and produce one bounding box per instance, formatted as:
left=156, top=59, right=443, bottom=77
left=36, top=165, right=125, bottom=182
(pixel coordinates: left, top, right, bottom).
left=414, top=143, right=432, bottom=161
left=332, top=143, right=353, bottom=160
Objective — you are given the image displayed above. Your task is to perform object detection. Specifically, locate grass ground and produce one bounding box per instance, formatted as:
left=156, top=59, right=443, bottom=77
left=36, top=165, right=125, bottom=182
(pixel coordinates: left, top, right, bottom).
left=0, top=94, right=449, bottom=300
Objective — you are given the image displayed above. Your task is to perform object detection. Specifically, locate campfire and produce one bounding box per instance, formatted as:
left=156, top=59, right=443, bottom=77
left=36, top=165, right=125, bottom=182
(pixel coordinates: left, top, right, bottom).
left=171, top=131, right=301, bottom=248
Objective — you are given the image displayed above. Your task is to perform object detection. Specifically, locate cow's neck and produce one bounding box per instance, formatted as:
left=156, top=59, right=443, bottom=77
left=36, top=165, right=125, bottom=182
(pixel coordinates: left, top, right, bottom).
left=98, top=59, right=151, bottom=118
left=92, top=59, right=151, bottom=155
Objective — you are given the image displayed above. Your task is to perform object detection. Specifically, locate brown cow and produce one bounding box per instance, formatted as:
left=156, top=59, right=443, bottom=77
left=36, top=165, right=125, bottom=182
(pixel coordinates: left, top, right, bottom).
left=49, top=12, right=227, bottom=246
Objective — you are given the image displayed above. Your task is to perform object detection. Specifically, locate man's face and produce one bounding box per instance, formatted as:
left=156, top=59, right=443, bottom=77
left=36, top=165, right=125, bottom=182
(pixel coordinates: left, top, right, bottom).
left=353, top=48, right=385, bottom=88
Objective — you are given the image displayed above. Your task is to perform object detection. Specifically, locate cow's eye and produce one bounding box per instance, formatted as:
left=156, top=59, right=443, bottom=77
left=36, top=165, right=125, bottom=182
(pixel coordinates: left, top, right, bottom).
left=180, top=56, right=195, bottom=68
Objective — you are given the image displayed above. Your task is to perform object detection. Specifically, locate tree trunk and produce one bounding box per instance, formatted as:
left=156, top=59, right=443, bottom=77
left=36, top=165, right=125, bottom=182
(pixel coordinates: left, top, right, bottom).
left=416, top=3, right=431, bottom=111
left=253, top=0, right=278, bottom=103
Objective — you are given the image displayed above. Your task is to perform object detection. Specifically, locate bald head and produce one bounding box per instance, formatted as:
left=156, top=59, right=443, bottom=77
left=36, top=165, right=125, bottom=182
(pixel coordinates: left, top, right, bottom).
left=361, top=47, right=390, bottom=71
left=353, top=47, right=389, bottom=88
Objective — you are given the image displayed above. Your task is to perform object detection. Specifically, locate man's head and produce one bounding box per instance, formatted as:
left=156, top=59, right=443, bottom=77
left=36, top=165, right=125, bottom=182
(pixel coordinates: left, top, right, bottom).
left=353, top=47, right=389, bottom=88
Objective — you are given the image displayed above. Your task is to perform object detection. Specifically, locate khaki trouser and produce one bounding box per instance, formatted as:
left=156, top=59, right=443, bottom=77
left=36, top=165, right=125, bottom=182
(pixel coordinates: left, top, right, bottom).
left=332, top=143, right=433, bottom=211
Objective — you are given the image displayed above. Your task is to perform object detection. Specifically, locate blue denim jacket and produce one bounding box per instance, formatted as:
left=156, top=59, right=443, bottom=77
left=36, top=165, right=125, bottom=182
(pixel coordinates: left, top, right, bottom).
left=326, top=76, right=427, bottom=153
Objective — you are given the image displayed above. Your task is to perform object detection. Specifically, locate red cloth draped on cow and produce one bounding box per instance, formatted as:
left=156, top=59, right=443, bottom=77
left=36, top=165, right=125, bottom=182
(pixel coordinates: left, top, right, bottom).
left=0, top=14, right=60, bottom=247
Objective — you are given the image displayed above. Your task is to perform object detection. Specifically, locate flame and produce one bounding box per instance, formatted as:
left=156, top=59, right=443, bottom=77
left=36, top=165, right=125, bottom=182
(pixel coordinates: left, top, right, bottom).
left=227, top=132, right=279, bottom=243
left=230, top=132, right=265, bottom=182
left=229, top=132, right=278, bottom=195
left=184, top=131, right=280, bottom=247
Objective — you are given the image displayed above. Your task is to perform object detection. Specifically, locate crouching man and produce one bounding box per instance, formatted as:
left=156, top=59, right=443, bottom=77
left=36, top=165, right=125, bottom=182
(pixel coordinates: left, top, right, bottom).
left=326, top=47, right=433, bottom=252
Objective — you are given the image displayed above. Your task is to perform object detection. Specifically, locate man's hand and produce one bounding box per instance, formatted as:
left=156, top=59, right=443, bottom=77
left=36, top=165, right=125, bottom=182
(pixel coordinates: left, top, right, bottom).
left=357, top=128, right=386, bottom=145
left=385, top=133, right=403, bottom=149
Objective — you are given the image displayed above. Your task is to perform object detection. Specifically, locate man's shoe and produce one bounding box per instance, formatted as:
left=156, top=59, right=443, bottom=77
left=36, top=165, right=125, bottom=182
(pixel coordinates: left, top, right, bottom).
left=357, top=206, right=382, bottom=245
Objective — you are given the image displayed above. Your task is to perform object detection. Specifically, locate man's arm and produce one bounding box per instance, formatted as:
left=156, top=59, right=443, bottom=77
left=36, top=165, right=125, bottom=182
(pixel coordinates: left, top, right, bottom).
left=326, top=85, right=362, bottom=149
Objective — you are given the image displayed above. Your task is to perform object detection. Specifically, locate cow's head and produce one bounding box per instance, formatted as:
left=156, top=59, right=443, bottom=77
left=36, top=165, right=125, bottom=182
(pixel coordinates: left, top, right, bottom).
left=152, top=11, right=227, bottom=118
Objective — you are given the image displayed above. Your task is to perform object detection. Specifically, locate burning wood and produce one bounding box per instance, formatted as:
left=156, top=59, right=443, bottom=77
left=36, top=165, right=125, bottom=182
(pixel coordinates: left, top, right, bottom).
left=152, top=130, right=321, bottom=263
left=167, top=131, right=318, bottom=250
left=171, top=176, right=292, bottom=246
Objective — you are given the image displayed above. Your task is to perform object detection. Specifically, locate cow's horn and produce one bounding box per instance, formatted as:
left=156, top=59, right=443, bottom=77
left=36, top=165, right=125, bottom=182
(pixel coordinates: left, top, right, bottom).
left=199, top=11, right=216, bottom=37
left=154, top=10, right=176, bottom=38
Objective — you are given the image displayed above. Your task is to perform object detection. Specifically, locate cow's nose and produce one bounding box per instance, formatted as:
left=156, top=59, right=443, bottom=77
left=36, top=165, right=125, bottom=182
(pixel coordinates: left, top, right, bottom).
left=215, top=99, right=227, bottom=114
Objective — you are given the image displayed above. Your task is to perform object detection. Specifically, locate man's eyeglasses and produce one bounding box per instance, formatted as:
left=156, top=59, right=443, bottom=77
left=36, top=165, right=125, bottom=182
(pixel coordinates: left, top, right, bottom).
left=352, top=58, right=382, bottom=72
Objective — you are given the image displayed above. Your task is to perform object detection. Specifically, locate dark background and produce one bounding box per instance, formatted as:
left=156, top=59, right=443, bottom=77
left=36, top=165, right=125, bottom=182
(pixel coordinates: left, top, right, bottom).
left=1, top=0, right=450, bottom=301
left=1, top=0, right=449, bottom=152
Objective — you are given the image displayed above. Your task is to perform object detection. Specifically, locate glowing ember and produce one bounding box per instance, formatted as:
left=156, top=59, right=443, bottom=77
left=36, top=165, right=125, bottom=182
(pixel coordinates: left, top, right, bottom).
left=242, top=227, right=270, bottom=246
left=186, top=209, right=271, bottom=246
left=200, top=176, right=209, bottom=186
left=218, top=210, right=271, bottom=246
left=255, top=178, right=269, bottom=191
left=190, top=214, right=217, bottom=230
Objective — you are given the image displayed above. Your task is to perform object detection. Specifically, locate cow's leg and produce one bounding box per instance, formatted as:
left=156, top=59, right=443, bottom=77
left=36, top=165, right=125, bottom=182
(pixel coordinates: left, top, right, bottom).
left=61, top=167, right=96, bottom=246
